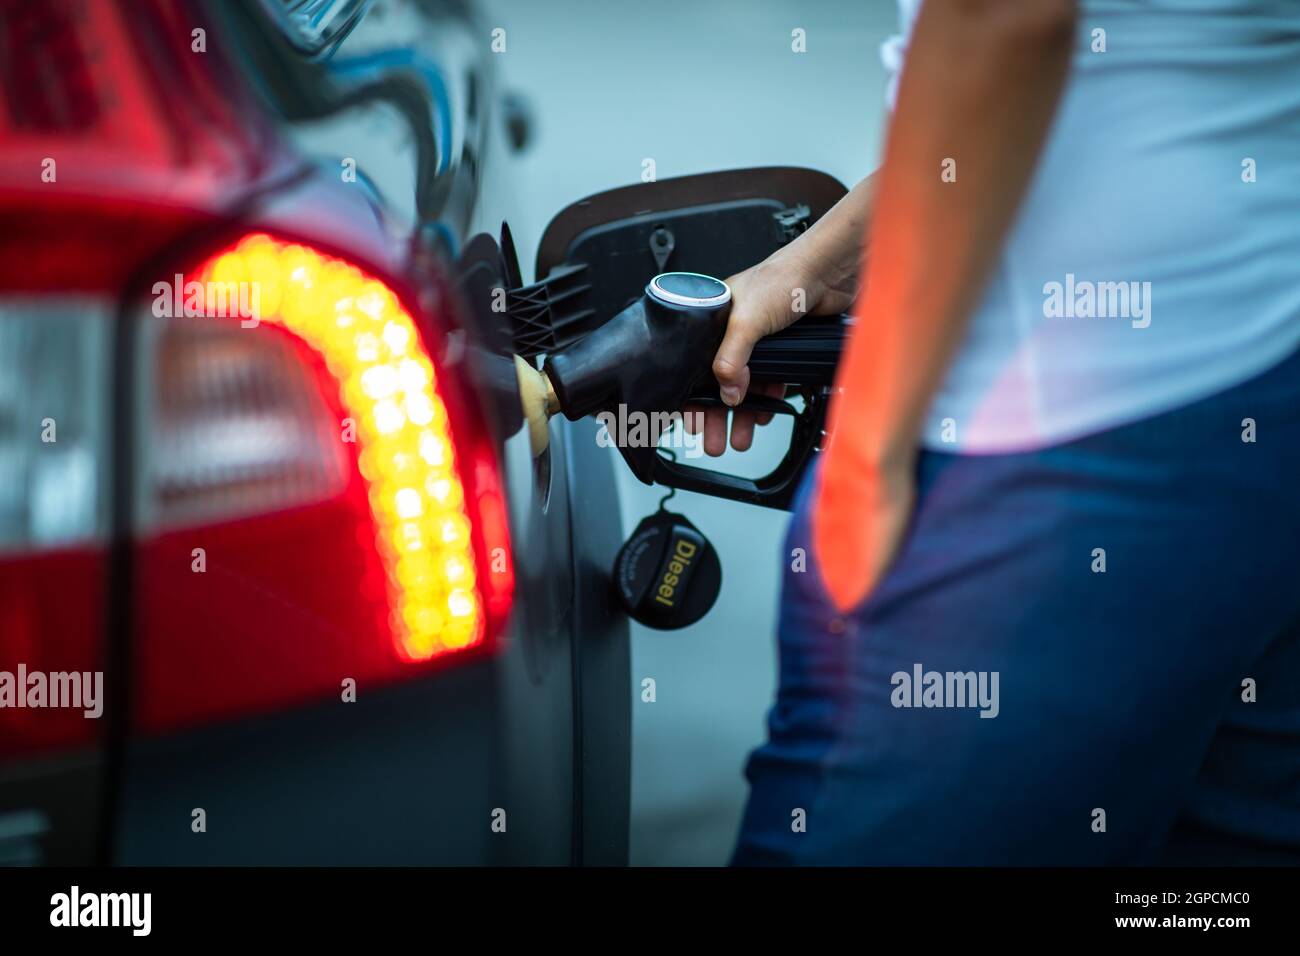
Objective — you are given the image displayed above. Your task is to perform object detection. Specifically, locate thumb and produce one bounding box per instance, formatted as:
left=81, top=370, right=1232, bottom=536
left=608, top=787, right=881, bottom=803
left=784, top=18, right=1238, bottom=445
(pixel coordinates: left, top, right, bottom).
left=712, top=318, right=758, bottom=407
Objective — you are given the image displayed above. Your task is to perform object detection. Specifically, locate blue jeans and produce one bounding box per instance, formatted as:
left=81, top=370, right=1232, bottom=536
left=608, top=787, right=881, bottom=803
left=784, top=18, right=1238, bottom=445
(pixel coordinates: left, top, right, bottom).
left=733, top=347, right=1300, bottom=865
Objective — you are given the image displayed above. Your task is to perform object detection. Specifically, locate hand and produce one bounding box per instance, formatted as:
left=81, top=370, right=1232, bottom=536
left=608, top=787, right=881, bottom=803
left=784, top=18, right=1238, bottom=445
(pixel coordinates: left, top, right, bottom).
left=811, top=455, right=915, bottom=614
left=687, top=248, right=854, bottom=456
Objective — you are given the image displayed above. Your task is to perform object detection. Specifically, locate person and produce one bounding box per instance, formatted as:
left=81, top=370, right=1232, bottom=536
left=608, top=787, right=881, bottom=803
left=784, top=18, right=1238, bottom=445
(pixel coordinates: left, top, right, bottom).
left=709, top=0, right=1300, bottom=864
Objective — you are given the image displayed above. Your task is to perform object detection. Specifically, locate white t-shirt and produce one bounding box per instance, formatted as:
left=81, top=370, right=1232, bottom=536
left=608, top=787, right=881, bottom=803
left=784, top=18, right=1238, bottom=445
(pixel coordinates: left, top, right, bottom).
left=884, top=1, right=1300, bottom=452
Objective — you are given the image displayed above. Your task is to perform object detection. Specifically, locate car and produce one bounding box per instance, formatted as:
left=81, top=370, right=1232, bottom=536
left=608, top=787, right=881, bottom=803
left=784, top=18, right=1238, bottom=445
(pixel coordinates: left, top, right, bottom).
left=0, top=0, right=845, bottom=866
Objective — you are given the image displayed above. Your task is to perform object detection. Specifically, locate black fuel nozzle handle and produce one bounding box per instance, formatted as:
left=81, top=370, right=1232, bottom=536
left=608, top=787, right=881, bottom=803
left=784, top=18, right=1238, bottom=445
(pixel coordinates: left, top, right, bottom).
left=649, top=390, right=827, bottom=509
left=746, top=313, right=852, bottom=387
left=543, top=274, right=732, bottom=470
left=658, top=314, right=850, bottom=509
left=540, top=273, right=850, bottom=510
left=543, top=290, right=729, bottom=422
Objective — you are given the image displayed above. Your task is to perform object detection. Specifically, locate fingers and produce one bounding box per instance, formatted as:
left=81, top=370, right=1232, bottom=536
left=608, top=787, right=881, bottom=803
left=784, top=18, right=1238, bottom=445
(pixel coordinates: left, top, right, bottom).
left=752, top=382, right=786, bottom=426
left=711, top=315, right=756, bottom=450
left=703, top=406, right=729, bottom=457
left=712, top=322, right=756, bottom=407
left=706, top=258, right=801, bottom=453
left=729, top=408, right=757, bottom=452
left=729, top=382, right=788, bottom=451
left=687, top=382, right=789, bottom=456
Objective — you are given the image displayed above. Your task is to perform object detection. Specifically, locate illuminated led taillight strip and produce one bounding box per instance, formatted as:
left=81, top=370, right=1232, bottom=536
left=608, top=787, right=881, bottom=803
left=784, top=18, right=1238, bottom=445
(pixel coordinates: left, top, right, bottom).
left=196, top=234, right=483, bottom=661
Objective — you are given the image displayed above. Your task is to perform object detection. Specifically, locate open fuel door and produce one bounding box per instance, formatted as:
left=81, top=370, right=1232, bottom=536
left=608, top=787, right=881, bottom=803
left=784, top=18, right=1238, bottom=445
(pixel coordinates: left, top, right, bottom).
left=515, top=167, right=852, bottom=510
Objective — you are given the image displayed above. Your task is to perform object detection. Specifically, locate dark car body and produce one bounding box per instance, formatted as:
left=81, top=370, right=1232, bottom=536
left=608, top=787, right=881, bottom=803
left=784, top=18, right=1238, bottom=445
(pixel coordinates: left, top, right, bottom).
left=0, top=0, right=628, bottom=866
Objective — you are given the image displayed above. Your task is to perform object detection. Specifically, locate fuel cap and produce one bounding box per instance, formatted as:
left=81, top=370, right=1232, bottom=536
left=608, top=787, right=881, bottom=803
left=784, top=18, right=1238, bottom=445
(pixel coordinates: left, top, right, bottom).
left=613, top=509, right=721, bottom=629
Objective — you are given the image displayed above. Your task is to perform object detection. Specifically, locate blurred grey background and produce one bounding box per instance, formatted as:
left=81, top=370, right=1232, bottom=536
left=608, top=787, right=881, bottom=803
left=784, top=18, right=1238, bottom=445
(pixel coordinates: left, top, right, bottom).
left=481, top=0, right=896, bottom=864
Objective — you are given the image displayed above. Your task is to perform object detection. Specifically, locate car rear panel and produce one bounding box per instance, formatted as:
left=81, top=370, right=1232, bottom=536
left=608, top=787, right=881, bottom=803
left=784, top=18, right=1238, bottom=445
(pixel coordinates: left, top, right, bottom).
left=0, top=0, right=256, bottom=863
left=2, top=0, right=626, bottom=865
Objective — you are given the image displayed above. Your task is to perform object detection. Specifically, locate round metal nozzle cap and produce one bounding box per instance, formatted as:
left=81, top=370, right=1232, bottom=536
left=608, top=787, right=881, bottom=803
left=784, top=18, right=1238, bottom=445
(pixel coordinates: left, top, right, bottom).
left=647, top=272, right=731, bottom=310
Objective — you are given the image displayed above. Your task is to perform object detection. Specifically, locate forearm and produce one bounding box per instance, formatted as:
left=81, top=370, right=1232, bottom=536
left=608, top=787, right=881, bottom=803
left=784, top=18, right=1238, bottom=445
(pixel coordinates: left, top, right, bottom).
left=830, top=0, right=1077, bottom=473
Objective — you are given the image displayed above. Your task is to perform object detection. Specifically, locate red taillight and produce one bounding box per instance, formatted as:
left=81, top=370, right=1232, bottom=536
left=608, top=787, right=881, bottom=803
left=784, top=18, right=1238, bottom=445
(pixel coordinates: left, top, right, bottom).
left=0, top=0, right=227, bottom=760
left=0, top=551, right=107, bottom=759
left=469, top=441, right=515, bottom=621
left=131, top=234, right=513, bottom=732
left=0, top=297, right=113, bottom=760
left=0, top=3, right=387, bottom=760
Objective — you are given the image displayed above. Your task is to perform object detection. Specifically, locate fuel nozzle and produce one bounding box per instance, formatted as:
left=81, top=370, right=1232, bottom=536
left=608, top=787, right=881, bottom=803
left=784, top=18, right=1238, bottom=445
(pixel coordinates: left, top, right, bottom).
left=516, top=269, right=850, bottom=508
left=515, top=272, right=733, bottom=460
